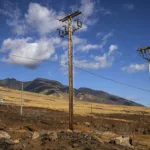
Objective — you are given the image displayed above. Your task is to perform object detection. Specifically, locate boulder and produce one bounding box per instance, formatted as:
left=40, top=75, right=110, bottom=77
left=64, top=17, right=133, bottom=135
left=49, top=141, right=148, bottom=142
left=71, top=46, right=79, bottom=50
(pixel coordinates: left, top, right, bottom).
left=84, top=122, right=90, bottom=127
left=0, top=131, right=11, bottom=139
left=13, top=139, right=20, bottom=144
left=72, top=143, right=80, bottom=148
left=22, top=131, right=32, bottom=139
left=109, top=136, right=133, bottom=148
left=49, top=131, right=58, bottom=142
left=32, top=132, right=40, bottom=140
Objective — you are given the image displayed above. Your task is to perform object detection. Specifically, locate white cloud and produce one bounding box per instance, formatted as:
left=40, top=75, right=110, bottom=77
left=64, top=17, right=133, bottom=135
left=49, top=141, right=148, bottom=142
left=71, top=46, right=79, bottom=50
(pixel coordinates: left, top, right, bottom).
left=108, top=45, right=118, bottom=55
left=123, top=4, right=135, bottom=11
left=122, top=64, right=147, bottom=73
left=79, top=0, right=99, bottom=27
left=2, top=2, right=93, bottom=36
left=73, top=36, right=87, bottom=45
left=80, top=0, right=95, bottom=18
left=76, top=31, right=114, bottom=52
left=102, top=31, right=113, bottom=41
left=73, top=44, right=118, bottom=69
left=4, top=3, right=63, bottom=36
left=25, top=3, right=62, bottom=35
left=0, top=2, right=118, bottom=72
left=0, top=37, right=59, bottom=69
left=80, top=44, right=100, bottom=52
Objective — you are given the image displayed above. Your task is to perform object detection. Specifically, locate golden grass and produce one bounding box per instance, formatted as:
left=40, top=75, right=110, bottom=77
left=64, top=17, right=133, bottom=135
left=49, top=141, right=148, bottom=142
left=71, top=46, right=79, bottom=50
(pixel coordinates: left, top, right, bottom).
left=0, top=87, right=150, bottom=117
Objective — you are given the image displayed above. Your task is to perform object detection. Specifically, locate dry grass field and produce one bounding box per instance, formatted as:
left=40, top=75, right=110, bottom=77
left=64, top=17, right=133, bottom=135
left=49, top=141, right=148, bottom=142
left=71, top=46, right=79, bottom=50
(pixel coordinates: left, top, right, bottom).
left=0, top=86, right=150, bottom=116
left=1, top=87, right=150, bottom=149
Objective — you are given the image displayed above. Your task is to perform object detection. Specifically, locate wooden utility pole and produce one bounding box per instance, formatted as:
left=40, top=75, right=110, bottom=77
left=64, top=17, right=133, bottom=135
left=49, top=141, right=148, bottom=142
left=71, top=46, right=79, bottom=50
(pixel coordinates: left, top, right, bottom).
left=20, top=82, right=24, bottom=115
left=58, top=11, right=82, bottom=130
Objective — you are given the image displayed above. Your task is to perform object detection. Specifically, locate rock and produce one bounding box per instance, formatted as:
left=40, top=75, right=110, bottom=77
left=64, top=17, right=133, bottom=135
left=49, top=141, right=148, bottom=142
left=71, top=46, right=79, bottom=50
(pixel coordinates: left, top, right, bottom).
left=13, top=139, right=20, bottom=144
left=84, top=122, right=90, bottom=127
left=72, top=143, right=80, bottom=148
left=0, top=131, right=11, bottom=139
left=22, top=131, right=32, bottom=139
left=41, top=131, right=58, bottom=143
left=143, top=129, right=149, bottom=135
left=66, top=129, right=73, bottom=133
left=91, top=135, right=103, bottom=144
left=49, top=131, right=58, bottom=142
left=75, top=122, right=80, bottom=125
left=22, top=143, right=28, bottom=148
left=32, top=132, right=40, bottom=140
left=109, top=136, right=133, bottom=148
left=25, top=126, right=34, bottom=132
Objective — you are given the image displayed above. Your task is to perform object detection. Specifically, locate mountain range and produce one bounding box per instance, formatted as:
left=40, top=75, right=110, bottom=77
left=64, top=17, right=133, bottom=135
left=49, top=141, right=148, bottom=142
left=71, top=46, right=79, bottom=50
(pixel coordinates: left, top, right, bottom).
left=0, top=78, right=143, bottom=106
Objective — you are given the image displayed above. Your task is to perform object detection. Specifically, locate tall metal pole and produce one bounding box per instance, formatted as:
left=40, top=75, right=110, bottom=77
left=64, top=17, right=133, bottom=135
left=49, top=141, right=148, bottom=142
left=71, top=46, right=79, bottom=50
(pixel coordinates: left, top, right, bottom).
left=20, top=82, right=23, bottom=115
left=68, top=17, right=73, bottom=130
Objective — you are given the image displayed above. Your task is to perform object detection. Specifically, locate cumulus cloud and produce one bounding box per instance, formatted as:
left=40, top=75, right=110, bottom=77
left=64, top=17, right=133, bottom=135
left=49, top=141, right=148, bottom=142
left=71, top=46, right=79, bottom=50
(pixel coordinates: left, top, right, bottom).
left=25, top=3, right=62, bottom=35
left=0, top=1, right=118, bottom=72
left=122, top=64, right=147, bottom=73
left=108, top=45, right=118, bottom=55
left=76, top=31, right=114, bottom=52
left=62, top=44, right=118, bottom=70
left=2, top=1, right=95, bottom=36
left=0, top=37, right=60, bottom=69
left=78, top=0, right=99, bottom=28
left=80, top=0, right=94, bottom=18
left=3, top=3, right=63, bottom=36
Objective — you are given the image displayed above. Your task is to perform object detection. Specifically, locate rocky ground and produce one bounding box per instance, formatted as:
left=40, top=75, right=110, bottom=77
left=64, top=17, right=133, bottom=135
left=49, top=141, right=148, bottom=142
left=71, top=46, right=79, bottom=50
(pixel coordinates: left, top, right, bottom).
left=0, top=105, right=150, bottom=150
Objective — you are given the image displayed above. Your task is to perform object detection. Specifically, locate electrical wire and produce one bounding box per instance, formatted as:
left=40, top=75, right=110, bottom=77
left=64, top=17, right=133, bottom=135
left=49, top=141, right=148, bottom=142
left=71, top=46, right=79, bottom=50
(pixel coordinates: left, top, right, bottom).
left=0, top=51, right=150, bottom=93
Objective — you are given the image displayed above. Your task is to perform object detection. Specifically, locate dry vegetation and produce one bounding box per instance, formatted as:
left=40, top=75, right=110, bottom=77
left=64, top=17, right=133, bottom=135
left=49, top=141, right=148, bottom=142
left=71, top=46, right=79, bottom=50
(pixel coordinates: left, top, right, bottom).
left=0, top=87, right=150, bottom=116
left=1, top=87, right=150, bottom=149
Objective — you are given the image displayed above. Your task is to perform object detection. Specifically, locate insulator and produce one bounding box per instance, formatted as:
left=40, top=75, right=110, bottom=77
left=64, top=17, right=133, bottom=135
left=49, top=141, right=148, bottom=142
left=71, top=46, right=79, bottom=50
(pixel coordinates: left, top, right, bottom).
left=77, top=21, right=82, bottom=28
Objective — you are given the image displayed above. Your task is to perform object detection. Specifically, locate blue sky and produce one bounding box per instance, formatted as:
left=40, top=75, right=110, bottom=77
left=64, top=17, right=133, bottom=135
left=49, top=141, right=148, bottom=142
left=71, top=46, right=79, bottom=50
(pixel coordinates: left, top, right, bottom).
left=0, top=0, right=150, bottom=106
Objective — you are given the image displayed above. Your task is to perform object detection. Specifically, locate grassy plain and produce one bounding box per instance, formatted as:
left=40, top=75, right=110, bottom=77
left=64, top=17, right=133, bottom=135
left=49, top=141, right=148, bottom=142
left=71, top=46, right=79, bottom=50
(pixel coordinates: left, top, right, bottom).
left=0, top=86, right=150, bottom=116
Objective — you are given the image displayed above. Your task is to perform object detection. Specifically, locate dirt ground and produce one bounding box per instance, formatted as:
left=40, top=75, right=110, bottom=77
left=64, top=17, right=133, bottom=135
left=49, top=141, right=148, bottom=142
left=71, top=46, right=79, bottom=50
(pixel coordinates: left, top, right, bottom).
left=0, top=105, right=150, bottom=150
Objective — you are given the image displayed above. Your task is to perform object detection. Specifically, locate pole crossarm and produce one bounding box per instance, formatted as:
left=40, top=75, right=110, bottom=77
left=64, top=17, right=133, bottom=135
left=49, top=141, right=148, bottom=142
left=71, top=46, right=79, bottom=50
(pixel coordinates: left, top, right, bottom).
left=59, top=11, right=81, bottom=22
left=137, top=46, right=150, bottom=61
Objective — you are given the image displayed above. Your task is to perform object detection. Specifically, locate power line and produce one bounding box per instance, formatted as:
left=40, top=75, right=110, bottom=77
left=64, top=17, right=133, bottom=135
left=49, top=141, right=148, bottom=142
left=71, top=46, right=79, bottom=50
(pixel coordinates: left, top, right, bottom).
left=74, top=66, right=150, bottom=93
left=0, top=51, right=67, bottom=66
left=0, top=51, right=150, bottom=93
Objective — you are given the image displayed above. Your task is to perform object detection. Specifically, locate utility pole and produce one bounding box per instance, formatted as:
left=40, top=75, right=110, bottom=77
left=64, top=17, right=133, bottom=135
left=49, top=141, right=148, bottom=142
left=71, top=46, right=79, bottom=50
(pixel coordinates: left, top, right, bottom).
left=20, top=82, right=24, bottom=115
left=58, top=11, right=82, bottom=130
left=137, top=46, right=150, bottom=75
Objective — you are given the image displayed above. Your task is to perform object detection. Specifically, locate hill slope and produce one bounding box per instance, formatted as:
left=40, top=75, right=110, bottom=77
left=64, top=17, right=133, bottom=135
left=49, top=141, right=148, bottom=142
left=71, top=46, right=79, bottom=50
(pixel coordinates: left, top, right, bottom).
left=0, top=78, right=143, bottom=106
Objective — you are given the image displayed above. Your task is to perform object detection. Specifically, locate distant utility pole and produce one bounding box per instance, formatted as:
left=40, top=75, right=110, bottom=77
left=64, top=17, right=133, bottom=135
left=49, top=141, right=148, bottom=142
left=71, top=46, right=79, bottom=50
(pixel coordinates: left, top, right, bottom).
left=58, top=11, right=82, bottom=130
left=20, top=82, right=24, bottom=115
left=137, top=46, right=150, bottom=75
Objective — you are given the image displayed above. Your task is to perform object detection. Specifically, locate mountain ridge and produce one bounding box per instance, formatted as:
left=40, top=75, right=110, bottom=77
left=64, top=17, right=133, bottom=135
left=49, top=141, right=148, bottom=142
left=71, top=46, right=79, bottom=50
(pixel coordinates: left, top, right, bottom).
left=0, top=78, right=143, bottom=106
